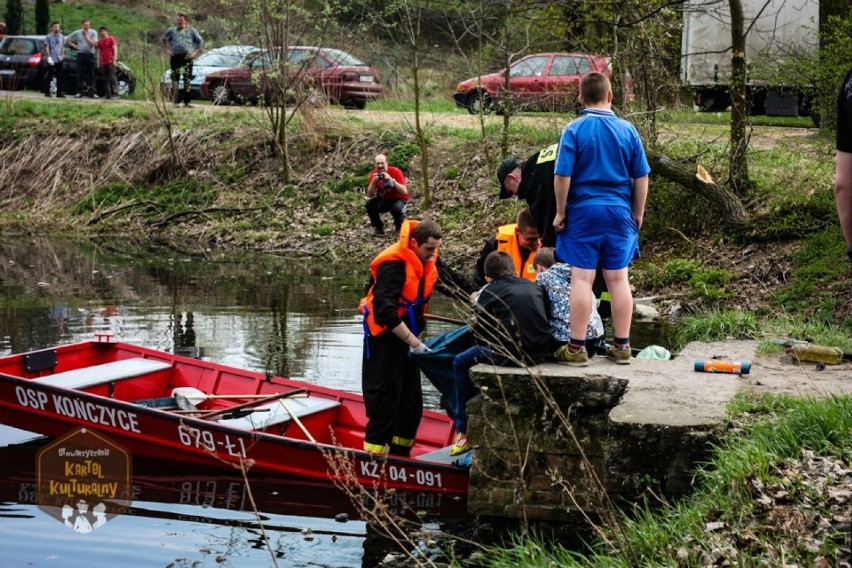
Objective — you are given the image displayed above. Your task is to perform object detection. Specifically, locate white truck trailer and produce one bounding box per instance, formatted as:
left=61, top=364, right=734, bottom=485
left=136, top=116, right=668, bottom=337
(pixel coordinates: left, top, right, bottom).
left=681, top=0, right=818, bottom=115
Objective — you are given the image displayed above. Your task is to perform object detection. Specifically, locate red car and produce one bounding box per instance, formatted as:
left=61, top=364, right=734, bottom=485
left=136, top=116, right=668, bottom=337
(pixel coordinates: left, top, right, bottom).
left=453, top=52, right=611, bottom=114
left=199, top=46, right=382, bottom=109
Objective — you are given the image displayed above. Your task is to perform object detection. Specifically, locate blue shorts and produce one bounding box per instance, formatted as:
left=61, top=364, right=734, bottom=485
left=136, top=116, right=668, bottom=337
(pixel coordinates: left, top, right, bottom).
left=556, top=205, right=639, bottom=270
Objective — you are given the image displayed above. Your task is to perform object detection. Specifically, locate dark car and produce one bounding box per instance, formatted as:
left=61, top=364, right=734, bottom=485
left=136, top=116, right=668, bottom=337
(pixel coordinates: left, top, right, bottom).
left=59, top=47, right=136, bottom=97
left=0, top=35, right=46, bottom=90
left=0, top=35, right=135, bottom=97
left=452, top=52, right=611, bottom=114
left=200, top=46, right=382, bottom=109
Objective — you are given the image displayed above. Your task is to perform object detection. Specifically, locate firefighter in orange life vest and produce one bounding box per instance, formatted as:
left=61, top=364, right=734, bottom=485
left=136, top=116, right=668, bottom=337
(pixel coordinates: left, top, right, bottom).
left=473, top=208, right=541, bottom=286
left=359, top=219, right=442, bottom=456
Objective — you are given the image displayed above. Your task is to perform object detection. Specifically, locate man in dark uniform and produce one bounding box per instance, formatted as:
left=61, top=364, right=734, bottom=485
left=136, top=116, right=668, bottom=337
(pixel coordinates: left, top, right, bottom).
left=836, top=66, right=852, bottom=261
left=496, top=144, right=559, bottom=247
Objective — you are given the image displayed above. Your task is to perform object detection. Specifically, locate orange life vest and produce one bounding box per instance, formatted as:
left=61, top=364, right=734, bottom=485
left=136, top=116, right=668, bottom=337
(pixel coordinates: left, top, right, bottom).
left=496, top=223, right=536, bottom=281
left=359, top=220, right=438, bottom=337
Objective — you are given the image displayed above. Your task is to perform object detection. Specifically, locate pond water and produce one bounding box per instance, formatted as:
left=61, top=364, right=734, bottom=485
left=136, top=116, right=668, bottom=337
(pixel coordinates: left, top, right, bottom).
left=0, top=237, right=672, bottom=567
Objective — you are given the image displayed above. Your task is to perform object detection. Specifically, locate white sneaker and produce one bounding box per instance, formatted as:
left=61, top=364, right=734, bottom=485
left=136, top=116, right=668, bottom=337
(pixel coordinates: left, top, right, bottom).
left=74, top=93, right=83, bottom=98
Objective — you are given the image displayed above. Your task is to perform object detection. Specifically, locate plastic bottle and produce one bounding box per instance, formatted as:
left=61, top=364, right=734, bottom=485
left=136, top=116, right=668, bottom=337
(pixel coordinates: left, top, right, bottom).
left=789, top=344, right=844, bottom=365
left=694, top=360, right=751, bottom=375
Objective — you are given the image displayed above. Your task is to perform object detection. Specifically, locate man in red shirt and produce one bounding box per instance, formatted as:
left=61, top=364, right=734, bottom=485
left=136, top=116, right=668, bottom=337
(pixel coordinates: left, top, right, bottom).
left=96, top=26, right=118, bottom=99
left=366, top=154, right=409, bottom=236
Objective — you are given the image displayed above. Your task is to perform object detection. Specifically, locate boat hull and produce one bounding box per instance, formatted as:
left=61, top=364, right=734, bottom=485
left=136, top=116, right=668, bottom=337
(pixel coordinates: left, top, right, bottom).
left=0, top=341, right=468, bottom=495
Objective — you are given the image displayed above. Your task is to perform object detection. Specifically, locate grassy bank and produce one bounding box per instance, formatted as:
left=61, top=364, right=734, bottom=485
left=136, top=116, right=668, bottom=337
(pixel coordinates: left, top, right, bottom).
left=1, top=95, right=850, bottom=329
left=476, top=393, right=852, bottom=566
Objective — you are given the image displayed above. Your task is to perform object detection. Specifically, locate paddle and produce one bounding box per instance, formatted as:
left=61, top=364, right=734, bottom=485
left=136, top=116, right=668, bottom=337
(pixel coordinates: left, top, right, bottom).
left=196, top=389, right=308, bottom=420
left=424, top=313, right=468, bottom=326
left=171, top=387, right=287, bottom=408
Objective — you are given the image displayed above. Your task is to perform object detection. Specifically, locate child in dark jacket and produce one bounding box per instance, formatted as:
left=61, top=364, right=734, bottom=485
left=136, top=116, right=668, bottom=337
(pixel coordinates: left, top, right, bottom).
left=449, top=250, right=553, bottom=456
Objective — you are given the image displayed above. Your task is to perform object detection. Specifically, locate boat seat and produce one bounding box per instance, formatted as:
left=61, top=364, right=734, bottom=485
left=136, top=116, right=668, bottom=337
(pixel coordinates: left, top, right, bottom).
left=218, top=396, right=340, bottom=431
left=34, top=358, right=173, bottom=390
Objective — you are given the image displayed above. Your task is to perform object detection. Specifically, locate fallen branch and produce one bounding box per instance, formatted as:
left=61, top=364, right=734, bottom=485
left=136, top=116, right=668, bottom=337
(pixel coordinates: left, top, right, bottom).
left=648, top=152, right=750, bottom=227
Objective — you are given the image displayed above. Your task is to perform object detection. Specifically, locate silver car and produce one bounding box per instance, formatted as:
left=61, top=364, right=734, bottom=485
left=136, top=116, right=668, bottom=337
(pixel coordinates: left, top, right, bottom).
left=160, top=45, right=260, bottom=99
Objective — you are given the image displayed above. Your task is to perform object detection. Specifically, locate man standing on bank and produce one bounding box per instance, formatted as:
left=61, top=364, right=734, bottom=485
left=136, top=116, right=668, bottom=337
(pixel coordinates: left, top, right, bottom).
left=161, top=13, right=203, bottom=108
left=96, top=27, right=118, bottom=99
left=66, top=19, right=98, bottom=98
left=359, top=219, right=441, bottom=457
left=835, top=66, right=852, bottom=262
left=553, top=72, right=650, bottom=366
left=43, top=22, right=65, bottom=98
left=366, top=154, right=409, bottom=236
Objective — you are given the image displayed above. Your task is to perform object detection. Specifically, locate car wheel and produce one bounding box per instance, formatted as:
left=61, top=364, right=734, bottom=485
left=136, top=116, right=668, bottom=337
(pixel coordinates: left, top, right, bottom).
left=342, top=99, right=366, bottom=110
left=210, top=83, right=232, bottom=106
left=116, top=75, right=132, bottom=98
left=466, top=91, right=492, bottom=115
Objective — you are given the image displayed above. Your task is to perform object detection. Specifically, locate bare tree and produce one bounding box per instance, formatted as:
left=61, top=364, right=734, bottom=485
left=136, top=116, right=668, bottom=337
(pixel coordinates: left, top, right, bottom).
left=390, top=0, right=433, bottom=207
left=728, top=0, right=750, bottom=193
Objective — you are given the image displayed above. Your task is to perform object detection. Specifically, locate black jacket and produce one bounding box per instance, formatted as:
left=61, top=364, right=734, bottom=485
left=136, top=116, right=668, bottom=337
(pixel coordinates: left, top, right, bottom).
left=517, top=148, right=558, bottom=248
left=473, top=275, right=553, bottom=364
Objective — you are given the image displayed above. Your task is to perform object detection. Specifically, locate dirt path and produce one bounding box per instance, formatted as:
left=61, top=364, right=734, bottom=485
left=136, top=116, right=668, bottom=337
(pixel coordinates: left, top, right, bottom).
left=5, top=87, right=817, bottom=150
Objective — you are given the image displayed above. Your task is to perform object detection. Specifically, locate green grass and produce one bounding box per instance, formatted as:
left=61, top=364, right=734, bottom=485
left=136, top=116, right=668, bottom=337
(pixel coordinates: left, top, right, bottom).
left=755, top=316, right=852, bottom=356
left=773, top=228, right=850, bottom=317
left=369, top=96, right=458, bottom=113
left=476, top=394, right=852, bottom=567
left=676, top=308, right=760, bottom=346
left=656, top=109, right=816, bottom=128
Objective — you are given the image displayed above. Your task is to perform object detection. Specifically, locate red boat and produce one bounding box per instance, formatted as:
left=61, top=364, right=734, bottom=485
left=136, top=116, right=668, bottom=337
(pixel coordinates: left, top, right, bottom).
left=0, top=336, right=468, bottom=494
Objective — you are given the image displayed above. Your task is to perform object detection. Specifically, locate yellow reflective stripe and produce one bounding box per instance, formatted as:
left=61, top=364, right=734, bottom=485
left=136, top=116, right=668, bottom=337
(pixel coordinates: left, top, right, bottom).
left=536, top=143, right=558, bottom=164
left=599, top=291, right=612, bottom=302
left=391, top=436, right=414, bottom=448
left=363, top=442, right=388, bottom=455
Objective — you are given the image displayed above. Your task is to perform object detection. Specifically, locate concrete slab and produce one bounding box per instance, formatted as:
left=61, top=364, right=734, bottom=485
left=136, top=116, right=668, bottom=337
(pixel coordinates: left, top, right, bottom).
left=472, top=339, right=852, bottom=430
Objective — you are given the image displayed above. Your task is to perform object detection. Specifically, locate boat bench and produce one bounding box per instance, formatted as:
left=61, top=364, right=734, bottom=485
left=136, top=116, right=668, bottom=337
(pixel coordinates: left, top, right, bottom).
left=33, top=358, right=173, bottom=390
left=218, top=396, right=341, bottom=431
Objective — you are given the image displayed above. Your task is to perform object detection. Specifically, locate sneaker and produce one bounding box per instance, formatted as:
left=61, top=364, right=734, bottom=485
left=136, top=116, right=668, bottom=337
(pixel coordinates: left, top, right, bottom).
left=74, top=93, right=83, bottom=98
left=607, top=345, right=632, bottom=365
left=449, top=433, right=469, bottom=456
left=372, top=227, right=385, bottom=237
left=553, top=345, right=589, bottom=367
left=91, top=94, right=99, bottom=99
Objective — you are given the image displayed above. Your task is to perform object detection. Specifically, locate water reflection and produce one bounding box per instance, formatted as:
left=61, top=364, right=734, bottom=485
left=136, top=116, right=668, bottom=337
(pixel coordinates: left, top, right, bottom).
left=0, top=237, right=466, bottom=567
left=1, top=237, right=443, bottom=384
left=0, top=432, right=467, bottom=567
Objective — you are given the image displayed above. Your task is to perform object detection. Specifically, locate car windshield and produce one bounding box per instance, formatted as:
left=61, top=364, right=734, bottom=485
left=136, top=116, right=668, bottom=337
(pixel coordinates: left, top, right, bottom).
left=321, top=48, right=365, bottom=67
left=0, top=38, right=38, bottom=56
left=195, top=52, right=251, bottom=67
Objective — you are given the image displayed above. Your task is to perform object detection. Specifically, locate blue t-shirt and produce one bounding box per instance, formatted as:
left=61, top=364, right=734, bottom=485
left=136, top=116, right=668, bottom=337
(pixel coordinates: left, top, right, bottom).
left=554, top=108, right=650, bottom=210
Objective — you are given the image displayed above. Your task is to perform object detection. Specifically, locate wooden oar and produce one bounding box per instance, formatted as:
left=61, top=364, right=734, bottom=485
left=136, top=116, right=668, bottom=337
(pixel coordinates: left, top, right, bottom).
left=278, top=399, right=317, bottom=444
left=197, top=389, right=308, bottom=420
left=424, top=313, right=467, bottom=326
left=171, top=387, right=289, bottom=407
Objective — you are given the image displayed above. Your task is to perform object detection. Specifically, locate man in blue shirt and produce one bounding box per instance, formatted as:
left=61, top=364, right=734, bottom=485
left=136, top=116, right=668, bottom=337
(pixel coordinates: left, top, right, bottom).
left=552, top=72, right=650, bottom=366
left=43, top=22, right=65, bottom=98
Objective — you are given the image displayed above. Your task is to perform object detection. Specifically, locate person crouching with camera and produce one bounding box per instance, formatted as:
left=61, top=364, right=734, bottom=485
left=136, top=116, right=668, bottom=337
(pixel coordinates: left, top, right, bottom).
left=366, top=154, right=409, bottom=237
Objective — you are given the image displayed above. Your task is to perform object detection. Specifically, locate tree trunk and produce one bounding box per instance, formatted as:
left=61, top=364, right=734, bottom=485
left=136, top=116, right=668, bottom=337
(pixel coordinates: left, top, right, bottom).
left=647, top=152, right=750, bottom=226
left=728, top=0, right=749, bottom=194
